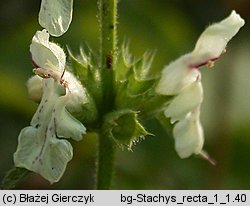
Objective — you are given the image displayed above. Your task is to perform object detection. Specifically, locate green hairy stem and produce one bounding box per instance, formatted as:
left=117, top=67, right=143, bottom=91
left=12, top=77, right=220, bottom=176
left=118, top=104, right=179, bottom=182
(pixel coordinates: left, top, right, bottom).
left=96, top=0, right=118, bottom=189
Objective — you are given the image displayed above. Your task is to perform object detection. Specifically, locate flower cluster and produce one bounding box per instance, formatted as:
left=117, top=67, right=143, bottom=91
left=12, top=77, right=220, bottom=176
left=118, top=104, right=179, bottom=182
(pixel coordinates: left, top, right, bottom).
left=14, top=0, right=86, bottom=183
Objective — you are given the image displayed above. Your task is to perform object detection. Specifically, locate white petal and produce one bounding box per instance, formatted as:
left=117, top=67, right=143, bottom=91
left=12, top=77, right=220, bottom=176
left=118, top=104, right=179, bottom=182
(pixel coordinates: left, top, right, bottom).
left=48, top=42, right=66, bottom=72
left=39, top=0, right=73, bottom=37
left=173, top=108, right=204, bottom=158
left=191, top=10, right=245, bottom=65
left=14, top=126, right=73, bottom=184
left=155, top=54, right=200, bottom=95
left=14, top=78, right=86, bottom=183
left=30, top=30, right=66, bottom=72
left=165, top=80, right=203, bottom=123
left=54, top=93, right=86, bottom=141
left=30, top=79, right=60, bottom=128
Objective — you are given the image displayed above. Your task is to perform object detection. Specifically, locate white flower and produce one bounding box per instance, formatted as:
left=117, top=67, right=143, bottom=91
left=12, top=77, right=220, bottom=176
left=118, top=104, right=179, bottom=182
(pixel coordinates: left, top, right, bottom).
left=155, top=11, right=244, bottom=159
left=156, top=10, right=245, bottom=96
left=39, top=0, right=73, bottom=37
left=14, top=30, right=86, bottom=183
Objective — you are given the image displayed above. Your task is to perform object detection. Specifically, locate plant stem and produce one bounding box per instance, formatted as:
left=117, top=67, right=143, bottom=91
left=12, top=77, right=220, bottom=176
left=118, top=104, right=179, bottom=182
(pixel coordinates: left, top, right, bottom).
left=96, top=0, right=118, bottom=189
left=99, top=0, right=118, bottom=68
left=98, top=0, right=117, bottom=113
left=96, top=132, right=115, bottom=189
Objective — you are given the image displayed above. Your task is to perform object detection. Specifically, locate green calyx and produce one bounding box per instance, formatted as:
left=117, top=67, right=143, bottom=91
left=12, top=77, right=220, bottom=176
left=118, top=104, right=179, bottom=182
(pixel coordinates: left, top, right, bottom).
left=68, top=43, right=171, bottom=146
left=114, top=44, right=172, bottom=117
left=103, top=109, right=150, bottom=150
left=68, top=47, right=100, bottom=125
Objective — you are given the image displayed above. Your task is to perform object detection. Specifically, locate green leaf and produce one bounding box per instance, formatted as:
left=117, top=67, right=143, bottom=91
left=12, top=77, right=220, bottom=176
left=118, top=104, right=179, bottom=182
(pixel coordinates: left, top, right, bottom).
left=103, top=109, right=150, bottom=150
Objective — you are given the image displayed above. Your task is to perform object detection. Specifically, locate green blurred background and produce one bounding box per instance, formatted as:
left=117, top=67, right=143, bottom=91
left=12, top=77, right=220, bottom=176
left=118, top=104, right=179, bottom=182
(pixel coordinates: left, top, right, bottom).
left=0, top=0, right=250, bottom=189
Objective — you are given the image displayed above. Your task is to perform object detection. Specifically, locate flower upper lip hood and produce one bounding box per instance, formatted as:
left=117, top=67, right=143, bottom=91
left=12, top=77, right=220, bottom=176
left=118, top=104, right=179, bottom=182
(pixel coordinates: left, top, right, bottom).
left=30, top=30, right=88, bottom=99
left=30, top=29, right=66, bottom=73
left=191, top=10, right=245, bottom=66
